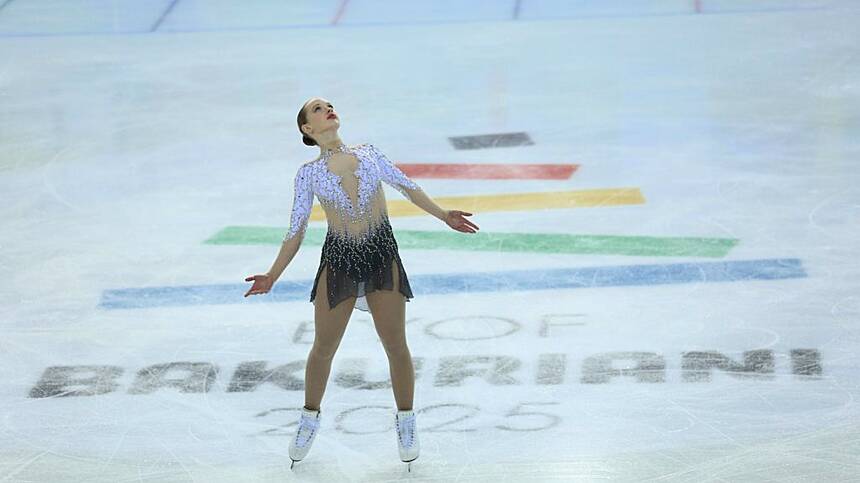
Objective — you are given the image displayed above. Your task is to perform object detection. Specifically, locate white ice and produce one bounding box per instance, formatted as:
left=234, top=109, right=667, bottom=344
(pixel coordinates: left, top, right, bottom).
left=1, top=0, right=859, bottom=481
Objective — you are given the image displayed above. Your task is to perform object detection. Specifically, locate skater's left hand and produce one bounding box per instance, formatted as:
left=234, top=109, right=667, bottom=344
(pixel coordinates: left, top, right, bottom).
left=444, top=210, right=479, bottom=234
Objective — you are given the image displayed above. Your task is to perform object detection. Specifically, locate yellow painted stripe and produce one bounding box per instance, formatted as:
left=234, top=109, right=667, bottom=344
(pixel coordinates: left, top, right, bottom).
left=307, top=187, right=645, bottom=220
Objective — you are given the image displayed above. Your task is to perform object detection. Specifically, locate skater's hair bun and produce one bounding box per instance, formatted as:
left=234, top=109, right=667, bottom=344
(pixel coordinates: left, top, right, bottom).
left=297, top=102, right=317, bottom=146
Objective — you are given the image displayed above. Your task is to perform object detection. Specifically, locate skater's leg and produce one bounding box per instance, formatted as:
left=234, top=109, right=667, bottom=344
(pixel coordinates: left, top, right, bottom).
left=365, top=262, right=414, bottom=411
left=305, top=265, right=356, bottom=410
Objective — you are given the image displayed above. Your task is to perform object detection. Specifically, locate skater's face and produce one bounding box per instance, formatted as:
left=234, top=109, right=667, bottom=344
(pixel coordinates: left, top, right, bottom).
left=301, top=98, right=339, bottom=141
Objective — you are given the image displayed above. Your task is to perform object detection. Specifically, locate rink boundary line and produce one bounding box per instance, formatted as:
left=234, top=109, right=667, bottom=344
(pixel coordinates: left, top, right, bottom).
left=98, top=258, right=806, bottom=310
left=0, top=5, right=839, bottom=39
left=150, top=0, right=181, bottom=32
left=205, top=226, right=739, bottom=258
left=331, top=0, right=350, bottom=26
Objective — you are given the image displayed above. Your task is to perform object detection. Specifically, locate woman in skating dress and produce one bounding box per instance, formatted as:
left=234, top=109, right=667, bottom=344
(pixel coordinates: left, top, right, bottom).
left=244, top=97, right=479, bottom=470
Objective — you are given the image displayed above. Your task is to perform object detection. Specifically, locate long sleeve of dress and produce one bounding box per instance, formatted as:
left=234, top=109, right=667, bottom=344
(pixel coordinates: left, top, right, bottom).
left=369, top=144, right=421, bottom=200
left=283, top=164, right=314, bottom=242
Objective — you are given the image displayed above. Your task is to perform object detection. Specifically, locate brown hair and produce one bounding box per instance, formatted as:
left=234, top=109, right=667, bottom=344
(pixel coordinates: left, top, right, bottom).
left=297, top=102, right=317, bottom=146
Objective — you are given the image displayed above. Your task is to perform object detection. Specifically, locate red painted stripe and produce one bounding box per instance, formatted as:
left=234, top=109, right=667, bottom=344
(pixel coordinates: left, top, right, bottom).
left=331, top=0, right=349, bottom=25
left=396, top=163, right=578, bottom=180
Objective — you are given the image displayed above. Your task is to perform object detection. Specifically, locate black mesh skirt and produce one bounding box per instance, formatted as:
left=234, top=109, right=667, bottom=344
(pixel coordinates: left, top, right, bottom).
left=309, top=218, right=414, bottom=312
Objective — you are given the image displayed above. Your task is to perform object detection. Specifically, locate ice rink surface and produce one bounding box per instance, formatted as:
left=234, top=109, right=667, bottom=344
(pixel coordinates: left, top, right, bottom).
left=1, top=0, right=859, bottom=481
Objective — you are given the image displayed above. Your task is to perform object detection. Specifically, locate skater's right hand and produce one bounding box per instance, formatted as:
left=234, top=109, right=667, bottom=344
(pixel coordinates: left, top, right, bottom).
left=244, top=273, right=274, bottom=297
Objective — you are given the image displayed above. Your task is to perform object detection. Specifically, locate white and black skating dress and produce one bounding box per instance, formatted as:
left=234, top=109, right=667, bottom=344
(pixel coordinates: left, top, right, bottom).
left=283, top=143, right=419, bottom=312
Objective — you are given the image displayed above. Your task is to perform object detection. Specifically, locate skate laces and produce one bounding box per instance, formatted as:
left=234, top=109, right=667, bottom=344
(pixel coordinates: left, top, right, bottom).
left=295, top=413, right=319, bottom=448
left=396, top=413, right=416, bottom=448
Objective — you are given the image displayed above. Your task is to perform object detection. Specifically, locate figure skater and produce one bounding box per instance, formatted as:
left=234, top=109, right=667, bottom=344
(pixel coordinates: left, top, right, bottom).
left=243, top=97, right=479, bottom=471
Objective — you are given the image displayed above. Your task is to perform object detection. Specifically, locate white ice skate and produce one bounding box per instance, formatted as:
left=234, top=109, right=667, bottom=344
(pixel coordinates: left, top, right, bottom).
left=395, top=409, right=419, bottom=471
left=289, top=406, right=321, bottom=469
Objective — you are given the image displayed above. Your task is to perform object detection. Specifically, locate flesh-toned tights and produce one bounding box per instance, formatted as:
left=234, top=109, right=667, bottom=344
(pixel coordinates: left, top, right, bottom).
left=303, top=262, right=414, bottom=412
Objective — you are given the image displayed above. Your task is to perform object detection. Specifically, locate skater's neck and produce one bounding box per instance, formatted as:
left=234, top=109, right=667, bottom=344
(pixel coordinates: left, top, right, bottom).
left=317, top=135, right=346, bottom=154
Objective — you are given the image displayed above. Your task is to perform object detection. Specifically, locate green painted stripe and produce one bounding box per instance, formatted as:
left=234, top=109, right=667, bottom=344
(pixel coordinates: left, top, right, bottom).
left=205, top=226, right=738, bottom=257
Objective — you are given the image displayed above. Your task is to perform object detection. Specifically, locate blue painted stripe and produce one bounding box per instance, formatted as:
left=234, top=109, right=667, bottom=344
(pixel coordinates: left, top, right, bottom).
left=99, top=258, right=806, bottom=310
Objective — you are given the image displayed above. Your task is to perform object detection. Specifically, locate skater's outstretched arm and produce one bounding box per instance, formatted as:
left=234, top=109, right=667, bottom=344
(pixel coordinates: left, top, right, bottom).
left=283, top=164, right=314, bottom=243
left=268, top=164, right=314, bottom=278
left=265, top=233, right=303, bottom=282
left=369, top=144, right=422, bottom=202
left=245, top=164, right=313, bottom=297
left=370, top=144, right=479, bottom=234
left=370, top=144, right=444, bottom=220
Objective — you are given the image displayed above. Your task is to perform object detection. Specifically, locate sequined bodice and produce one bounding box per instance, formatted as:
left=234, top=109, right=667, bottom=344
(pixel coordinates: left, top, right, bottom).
left=283, top=143, right=421, bottom=242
